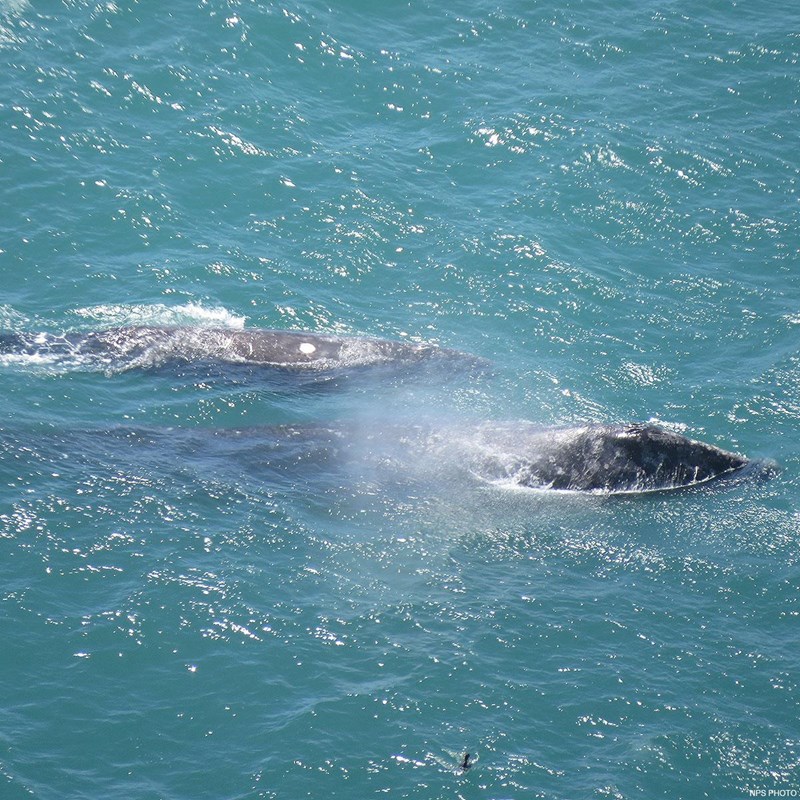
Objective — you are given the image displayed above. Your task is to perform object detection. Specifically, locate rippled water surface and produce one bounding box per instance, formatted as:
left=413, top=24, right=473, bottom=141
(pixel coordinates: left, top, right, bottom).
left=1, top=0, right=799, bottom=798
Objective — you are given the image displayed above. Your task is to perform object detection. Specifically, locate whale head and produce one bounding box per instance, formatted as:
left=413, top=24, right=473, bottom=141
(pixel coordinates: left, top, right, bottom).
left=508, top=423, right=750, bottom=494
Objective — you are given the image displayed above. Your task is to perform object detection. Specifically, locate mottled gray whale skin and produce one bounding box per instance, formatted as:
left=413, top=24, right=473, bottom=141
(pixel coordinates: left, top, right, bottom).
left=469, top=422, right=750, bottom=493
left=0, top=326, right=478, bottom=370
left=20, top=420, right=760, bottom=497
left=207, top=420, right=756, bottom=495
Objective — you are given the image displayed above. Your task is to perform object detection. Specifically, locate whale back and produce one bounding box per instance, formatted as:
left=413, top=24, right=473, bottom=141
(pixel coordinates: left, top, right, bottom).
left=474, top=423, right=749, bottom=494
left=0, top=326, right=477, bottom=371
left=521, top=424, right=747, bottom=493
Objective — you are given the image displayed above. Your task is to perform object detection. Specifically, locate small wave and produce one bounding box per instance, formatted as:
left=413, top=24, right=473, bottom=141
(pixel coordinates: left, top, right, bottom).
left=0, top=0, right=30, bottom=16
left=0, top=350, right=65, bottom=370
left=69, top=303, right=246, bottom=330
left=0, top=304, right=29, bottom=328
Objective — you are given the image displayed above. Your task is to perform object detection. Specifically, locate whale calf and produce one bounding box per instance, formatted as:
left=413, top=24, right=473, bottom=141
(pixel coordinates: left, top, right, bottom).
left=0, top=326, right=481, bottom=371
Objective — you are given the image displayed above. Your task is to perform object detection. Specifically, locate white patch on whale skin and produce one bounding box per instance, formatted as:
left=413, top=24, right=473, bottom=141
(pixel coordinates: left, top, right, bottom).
left=299, top=342, right=316, bottom=355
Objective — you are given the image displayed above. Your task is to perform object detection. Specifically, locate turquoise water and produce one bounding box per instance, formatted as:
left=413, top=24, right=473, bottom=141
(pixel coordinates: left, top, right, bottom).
left=1, top=0, right=799, bottom=797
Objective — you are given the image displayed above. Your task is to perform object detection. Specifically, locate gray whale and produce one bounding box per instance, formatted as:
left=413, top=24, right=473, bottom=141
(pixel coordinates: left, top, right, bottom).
left=205, top=420, right=755, bottom=495
left=5, top=420, right=760, bottom=497
left=0, top=326, right=760, bottom=494
left=0, top=326, right=480, bottom=371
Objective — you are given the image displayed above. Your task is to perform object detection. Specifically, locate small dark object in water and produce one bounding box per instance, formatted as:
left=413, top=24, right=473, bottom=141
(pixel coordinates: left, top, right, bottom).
left=461, top=752, right=472, bottom=771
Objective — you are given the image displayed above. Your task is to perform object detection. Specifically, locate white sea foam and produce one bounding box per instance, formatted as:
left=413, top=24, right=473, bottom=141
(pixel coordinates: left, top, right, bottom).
left=0, top=0, right=30, bottom=16
left=0, top=304, right=29, bottom=327
left=70, top=303, right=246, bottom=330
left=0, top=351, right=63, bottom=369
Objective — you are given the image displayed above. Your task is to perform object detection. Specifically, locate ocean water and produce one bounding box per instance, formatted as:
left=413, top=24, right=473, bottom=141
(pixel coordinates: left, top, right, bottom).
left=1, top=0, right=799, bottom=797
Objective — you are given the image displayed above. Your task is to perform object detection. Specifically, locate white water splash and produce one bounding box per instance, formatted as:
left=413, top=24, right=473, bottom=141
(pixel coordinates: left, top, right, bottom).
left=0, top=304, right=29, bottom=328
left=0, top=0, right=30, bottom=16
left=69, top=303, right=247, bottom=330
